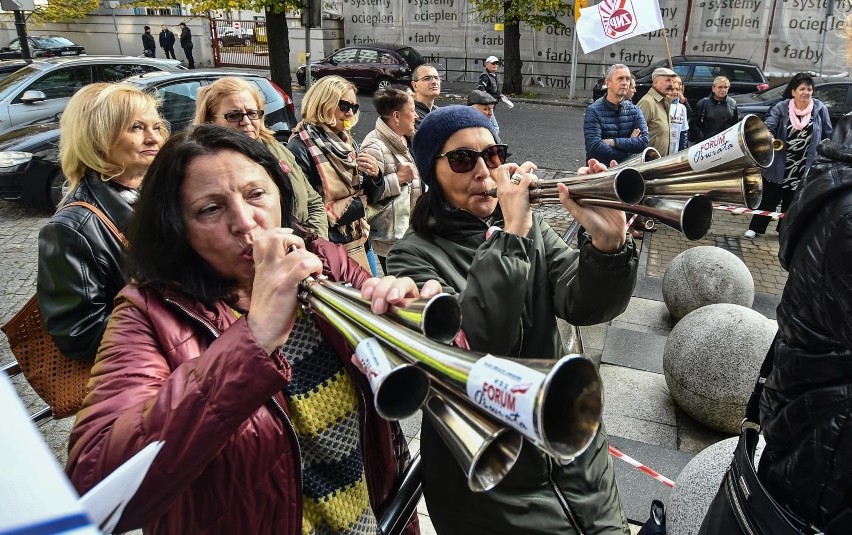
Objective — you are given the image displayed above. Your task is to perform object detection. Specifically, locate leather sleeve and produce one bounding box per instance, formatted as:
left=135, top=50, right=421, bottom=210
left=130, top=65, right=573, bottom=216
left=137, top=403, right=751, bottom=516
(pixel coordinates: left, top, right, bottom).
left=824, top=212, right=852, bottom=351
left=65, top=298, right=292, bottom=530
left=37, top=222, right=114, bottom=360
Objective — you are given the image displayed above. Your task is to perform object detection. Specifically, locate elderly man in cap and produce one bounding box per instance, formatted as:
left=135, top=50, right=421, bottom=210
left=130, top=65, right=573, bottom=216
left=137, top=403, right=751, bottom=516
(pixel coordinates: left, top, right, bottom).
left=638, top=67, right=677, bottom=157
left=467, top=89, right=500, bottom=141
left=477, top=55, right=504, bottom=133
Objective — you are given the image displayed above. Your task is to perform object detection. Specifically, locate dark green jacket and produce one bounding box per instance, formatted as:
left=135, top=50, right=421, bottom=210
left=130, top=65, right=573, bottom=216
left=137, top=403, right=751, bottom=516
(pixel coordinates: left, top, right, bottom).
left=387, top=207, right=637, bottom=535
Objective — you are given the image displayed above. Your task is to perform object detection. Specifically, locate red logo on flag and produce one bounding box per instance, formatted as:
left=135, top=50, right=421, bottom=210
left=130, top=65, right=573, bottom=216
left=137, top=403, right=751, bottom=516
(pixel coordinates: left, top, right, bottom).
left=598, top=0, right=638, bottom=39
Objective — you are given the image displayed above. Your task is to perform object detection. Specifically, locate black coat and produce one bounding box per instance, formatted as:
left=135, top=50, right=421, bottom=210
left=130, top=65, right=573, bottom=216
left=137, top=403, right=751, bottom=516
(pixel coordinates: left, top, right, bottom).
left=37, top=171, right=132, bottom=360
left=179, top=27, right=193, bottom=49
left=159, top=29, right=175, bottom=48
left=142, top=32, right=155, bottom=51
left=690, top=95, right=738, bottom=142
left=758, top=115, right=852, bottom=528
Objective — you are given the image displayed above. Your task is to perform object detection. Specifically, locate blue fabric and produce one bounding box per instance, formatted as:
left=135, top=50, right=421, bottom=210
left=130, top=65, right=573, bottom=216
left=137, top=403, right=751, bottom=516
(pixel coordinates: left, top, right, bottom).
left=583, top=96, right=650, bottom=163
left=761, top=98, right=833, bottom=184
left=411, top=105, right=497, bottom=187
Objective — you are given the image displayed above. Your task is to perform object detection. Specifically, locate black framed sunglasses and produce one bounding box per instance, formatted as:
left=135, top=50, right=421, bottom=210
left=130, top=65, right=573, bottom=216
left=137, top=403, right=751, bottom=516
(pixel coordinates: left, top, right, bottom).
left=435, top=144, right=509, bottom=173
left=338, top=100, right=360, bottom=114
left=219, top=109, right=264, bottom=123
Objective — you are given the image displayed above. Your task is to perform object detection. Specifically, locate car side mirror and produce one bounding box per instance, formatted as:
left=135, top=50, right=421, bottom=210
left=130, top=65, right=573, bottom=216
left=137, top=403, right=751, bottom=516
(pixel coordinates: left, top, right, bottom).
left=328, top=57, right=338, bottom=66
left=21, top=90, right=46, bottom=104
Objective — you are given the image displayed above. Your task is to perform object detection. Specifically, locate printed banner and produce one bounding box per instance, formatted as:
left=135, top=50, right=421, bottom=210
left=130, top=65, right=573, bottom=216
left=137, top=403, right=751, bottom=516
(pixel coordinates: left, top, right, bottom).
left=576, top=0, right=665, bottom=54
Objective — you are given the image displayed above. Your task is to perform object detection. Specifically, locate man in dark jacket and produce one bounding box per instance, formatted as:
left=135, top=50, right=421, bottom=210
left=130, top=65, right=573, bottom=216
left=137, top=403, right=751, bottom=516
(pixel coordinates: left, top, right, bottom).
left=179, top=22, right=194, bottom=68
left=141, top=26, right=155, bottom=58
left=689, top=76, right=738, bottom=142
left=159, top=24, right=176, bottom=59
left=412, top=64, right=440, bottom=129
left=477, top=55, right=502, bottom=133
left=757, top=116, right=852, bottom=532
left=584, top=63, right=649, bottom=163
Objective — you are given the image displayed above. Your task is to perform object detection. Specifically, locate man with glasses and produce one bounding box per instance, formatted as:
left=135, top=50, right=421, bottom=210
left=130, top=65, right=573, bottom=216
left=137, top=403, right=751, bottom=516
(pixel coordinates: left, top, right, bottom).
left=412, top=64, right=441, bottom=129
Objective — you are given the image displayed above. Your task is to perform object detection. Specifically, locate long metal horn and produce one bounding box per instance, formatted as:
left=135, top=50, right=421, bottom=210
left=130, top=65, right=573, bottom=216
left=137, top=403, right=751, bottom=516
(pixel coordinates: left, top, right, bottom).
left=631, top=114, right=775, bottom=180
left=579, top=194, right=714, bottom=241
left=485, top=167, right=646, bottom=205
left=423, top=382, right=523, bottom=492
left=305, top=294, right=431, bottom=421
left=299, top=276, right=603, bottom=460
left=619, top=146, right=661, bottom=167
left=644, top=167, right=764, bottom=209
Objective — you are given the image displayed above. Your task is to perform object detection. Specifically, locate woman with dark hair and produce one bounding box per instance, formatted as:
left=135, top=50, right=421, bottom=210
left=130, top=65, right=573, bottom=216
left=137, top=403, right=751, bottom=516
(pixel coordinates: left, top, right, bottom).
left=65, top=124, right=434, bottom=534
left=744, top=72, right=832, bottom=239
left=387, top=105, right=639, bottom=535
left=361, top=85, right=421, bottom=271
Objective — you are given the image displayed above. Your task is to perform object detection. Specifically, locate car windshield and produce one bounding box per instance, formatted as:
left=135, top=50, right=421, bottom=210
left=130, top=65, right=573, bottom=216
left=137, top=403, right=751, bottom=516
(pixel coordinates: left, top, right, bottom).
left=396, top=47, right=424, bottom=69
left=32, top=37, right=75, bottom=48
left=0, top=65, right=42, bottom=100
left=752, top=84, right=786, bottom=101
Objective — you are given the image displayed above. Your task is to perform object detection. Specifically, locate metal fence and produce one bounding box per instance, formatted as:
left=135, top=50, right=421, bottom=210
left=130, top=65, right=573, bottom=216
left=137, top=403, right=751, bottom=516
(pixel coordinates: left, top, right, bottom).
left=210, top=19, right=270, bottom=69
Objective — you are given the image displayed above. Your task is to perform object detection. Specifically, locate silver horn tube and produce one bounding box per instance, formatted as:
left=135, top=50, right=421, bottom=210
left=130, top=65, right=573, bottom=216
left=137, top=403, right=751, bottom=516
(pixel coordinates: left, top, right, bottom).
left=644, top=167, right=764, bottom=209
left=579, top=194, right=714, bottom=241
left=485, top=167, right=646, bottom=205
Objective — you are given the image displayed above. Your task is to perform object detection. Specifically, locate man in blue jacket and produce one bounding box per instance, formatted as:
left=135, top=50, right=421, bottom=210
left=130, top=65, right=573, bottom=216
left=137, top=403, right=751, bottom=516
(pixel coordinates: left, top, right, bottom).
left=584, top=63, right=649, bottom=164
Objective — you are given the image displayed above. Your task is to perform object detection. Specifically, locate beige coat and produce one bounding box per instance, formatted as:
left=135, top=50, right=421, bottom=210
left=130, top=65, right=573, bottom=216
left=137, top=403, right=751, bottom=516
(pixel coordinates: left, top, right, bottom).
left=361, top=118, right=421, bottom=257
left=638, top=87, right=672, bottom=157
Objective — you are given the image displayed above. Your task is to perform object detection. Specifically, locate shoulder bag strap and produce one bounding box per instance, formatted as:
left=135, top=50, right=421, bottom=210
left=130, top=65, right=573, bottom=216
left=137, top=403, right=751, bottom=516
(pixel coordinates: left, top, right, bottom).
left=63, top=201, right=129, bottom=249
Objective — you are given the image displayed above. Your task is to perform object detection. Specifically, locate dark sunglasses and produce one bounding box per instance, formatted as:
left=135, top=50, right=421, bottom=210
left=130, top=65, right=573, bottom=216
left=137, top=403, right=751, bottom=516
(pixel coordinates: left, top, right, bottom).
left=219, top=109, right=264, bottom=123
left=338, top=100, right=360, bottom=114
left=435, top=144, right=509, bottom=173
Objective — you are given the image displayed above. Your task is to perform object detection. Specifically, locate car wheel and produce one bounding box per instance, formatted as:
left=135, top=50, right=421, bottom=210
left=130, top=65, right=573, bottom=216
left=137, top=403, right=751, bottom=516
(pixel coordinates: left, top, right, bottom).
left=243, top=38, right=251, bottom=46
left=217, top=39, right=224, bottom=48
left=310, top=74, right=318, bottom=85
left=376, top=77, right=392, bottom=91
left=47, top=171, right=69, bottom=209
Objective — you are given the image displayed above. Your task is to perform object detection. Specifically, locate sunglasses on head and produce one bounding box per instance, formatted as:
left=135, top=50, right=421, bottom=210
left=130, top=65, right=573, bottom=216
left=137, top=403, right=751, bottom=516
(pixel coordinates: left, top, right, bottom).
left=219, top=109, right=264, bottom=123
left=435, top=144, right=509, bottom=173
left=338, top=100, right=360, bottom=114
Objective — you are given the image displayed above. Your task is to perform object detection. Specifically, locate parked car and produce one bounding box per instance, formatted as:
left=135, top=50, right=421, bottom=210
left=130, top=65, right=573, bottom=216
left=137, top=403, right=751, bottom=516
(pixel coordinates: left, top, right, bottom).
left=0, top=70, right=297, bottom=208
left=216, top=27, right=252, bottom=48
left=0, top=36, right=85, bottom=60
left=732, top=77, right=852, bottom=127
left=592, top=56, right=769, bottom=109
left=0, top=55, right=183, bottom=134
left=296, top=44, right=425, bottom=91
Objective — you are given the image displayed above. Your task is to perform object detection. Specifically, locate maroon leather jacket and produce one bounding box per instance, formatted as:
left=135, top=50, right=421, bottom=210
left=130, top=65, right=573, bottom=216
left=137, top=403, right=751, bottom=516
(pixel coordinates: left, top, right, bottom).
left=66, top=239, right=418, bottom=534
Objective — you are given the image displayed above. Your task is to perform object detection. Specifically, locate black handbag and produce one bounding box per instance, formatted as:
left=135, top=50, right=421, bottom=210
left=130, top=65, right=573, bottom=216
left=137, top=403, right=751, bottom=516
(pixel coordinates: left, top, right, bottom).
left=697, top=339, right=824, bottom=535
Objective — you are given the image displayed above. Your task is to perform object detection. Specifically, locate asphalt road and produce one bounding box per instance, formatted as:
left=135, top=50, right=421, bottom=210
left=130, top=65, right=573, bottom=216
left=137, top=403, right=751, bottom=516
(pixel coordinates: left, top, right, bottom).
left=291, top=91, right=590, bottom=172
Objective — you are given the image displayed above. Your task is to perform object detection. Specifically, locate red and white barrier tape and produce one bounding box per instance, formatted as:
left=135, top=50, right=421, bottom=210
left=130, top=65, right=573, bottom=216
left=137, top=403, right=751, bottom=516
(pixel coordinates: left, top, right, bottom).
left=608, top=445, right=676, bottom=488
left=713, top=204, right=785, bottom=219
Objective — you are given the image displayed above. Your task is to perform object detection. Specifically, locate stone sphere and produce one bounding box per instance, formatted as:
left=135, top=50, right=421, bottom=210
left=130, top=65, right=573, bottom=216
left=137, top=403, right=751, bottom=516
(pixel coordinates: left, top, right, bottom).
left=662, top=246, right=755, bottom=321
left=664, top=304, right=776, bottom=433
left=667, top=436, right=766, bottom=535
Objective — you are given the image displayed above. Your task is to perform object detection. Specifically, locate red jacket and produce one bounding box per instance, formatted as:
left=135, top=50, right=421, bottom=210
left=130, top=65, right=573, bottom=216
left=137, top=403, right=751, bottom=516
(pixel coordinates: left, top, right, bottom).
left=66, top=239, right=418, bottom=534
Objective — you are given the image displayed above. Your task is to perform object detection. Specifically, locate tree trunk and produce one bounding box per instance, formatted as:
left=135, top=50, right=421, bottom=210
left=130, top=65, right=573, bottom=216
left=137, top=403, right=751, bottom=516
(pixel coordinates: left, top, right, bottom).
left=265, top=7, right=292, bottom=96
left=503, top=2, right=522, bottom=94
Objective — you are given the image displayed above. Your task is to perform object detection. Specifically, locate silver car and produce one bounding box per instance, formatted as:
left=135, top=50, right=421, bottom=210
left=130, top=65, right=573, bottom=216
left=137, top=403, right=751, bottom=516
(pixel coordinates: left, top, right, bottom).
left=0, top=56, right=184, bottom=133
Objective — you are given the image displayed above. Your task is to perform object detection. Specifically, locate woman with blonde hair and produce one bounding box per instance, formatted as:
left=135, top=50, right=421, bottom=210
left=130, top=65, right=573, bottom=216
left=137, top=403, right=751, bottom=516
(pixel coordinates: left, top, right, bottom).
left=38, top=82, right=166, bottom=360
left=287, top=75, right=384, bottom=273
left=361, top=85, right=420, bottom=271
left=193, top=76, right=327, bottom=238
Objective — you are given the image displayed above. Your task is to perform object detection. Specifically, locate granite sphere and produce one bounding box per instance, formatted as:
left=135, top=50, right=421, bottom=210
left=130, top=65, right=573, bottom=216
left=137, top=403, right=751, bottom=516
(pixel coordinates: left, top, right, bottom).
left=662, top=246, right=755, bottom=321
left=667, top=436, right=766, bottom=535
left=664, top=304, right=776, bottom=433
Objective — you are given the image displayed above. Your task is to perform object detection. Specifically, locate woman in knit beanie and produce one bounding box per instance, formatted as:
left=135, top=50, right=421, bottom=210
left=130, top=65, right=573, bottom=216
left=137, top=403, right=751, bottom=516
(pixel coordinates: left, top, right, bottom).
left=386, top=105, right=639, bottom=535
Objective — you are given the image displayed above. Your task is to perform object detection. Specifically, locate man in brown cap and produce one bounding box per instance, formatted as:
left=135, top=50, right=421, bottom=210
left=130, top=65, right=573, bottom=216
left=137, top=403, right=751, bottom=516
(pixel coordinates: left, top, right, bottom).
left=638, top=67, right=676, bottom=156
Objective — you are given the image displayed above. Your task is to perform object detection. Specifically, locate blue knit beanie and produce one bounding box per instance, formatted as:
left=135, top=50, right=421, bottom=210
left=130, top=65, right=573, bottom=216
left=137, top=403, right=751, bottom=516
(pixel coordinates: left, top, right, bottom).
left=412, top=105, right=498, bottom=187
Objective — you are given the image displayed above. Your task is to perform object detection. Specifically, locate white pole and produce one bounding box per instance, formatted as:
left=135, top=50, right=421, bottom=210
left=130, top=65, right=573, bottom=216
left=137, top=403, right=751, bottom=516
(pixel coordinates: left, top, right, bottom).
left=569, top=27, right=578, bottom=99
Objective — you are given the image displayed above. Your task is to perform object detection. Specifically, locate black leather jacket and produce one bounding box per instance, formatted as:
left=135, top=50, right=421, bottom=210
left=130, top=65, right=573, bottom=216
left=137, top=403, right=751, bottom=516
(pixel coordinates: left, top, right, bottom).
left=37, top=171, right=132, bottom=360
left=758, top=116, right=852, bottom=528
left=690, top=95, right=738, bottom=141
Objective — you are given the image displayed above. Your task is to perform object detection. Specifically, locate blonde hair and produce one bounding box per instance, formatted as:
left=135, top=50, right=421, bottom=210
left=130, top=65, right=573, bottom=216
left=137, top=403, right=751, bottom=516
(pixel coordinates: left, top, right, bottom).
left=300, top=75, right=358, bottom=130
left=59, top=83, right=164, bottom=191
left=193, top=76, right=275, bottom=143
left=713, top=76, right=730, bottom=87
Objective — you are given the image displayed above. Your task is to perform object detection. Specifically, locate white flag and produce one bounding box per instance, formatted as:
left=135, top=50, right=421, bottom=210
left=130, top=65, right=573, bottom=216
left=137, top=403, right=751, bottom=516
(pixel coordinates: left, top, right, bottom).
left=576, top=0, right=665, bottom=54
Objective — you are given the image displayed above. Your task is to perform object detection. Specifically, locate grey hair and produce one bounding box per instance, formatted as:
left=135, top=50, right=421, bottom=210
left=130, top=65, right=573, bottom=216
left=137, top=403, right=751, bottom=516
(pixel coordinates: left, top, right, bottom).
left=605, top=64, right=630, bottom=81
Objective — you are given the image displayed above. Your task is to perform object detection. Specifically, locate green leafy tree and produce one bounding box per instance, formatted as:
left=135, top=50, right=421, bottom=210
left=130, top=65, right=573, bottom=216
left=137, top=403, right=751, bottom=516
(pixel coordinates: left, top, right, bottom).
left=30, top=0, right=100, bottom=23
left=133, top=0, right=299, bottom=94
left=469, top=0, right=574, bottom=94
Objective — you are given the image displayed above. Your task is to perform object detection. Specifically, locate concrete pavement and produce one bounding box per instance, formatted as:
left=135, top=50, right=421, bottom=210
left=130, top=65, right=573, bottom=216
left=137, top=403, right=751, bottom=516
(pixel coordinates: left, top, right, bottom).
left=0, top=158, right=786, bottom=534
